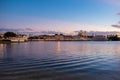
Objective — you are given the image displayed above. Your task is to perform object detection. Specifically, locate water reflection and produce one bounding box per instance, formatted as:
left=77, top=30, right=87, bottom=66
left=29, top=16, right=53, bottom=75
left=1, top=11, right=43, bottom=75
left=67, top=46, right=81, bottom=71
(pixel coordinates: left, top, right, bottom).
left=57, top=41, right=61, bottom=52
left=0, top=44, right=13, bottom=60
left=0, top=41, right=120, bottom=80
left=0, top=44, right=5, bottom=59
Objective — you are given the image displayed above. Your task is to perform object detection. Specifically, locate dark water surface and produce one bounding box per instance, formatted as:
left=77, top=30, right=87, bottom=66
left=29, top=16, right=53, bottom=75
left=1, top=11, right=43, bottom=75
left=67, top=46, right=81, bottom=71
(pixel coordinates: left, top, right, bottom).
left=0, top=41, right=120, bottom=80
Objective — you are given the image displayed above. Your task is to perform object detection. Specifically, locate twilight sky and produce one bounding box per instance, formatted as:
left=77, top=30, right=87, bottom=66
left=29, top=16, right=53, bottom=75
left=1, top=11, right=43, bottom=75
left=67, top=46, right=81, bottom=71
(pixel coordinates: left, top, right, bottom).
left=0, top=0, right=120, bottom=33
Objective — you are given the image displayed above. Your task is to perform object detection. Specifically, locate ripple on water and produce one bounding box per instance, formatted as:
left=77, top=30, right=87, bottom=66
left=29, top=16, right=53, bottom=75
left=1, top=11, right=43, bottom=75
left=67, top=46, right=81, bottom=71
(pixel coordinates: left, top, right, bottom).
left=0, top=41, right=120, bottom=80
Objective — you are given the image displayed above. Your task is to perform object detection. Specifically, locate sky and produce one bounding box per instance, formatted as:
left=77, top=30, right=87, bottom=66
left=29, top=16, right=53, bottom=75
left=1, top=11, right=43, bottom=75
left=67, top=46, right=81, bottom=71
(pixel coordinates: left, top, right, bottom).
left=0, top=0, right=120, bottom=34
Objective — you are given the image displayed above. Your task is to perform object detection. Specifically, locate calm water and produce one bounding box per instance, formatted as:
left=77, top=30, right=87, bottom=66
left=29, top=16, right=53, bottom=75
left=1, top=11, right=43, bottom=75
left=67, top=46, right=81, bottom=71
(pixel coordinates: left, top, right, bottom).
left=0, top=41, right=120, bottom=80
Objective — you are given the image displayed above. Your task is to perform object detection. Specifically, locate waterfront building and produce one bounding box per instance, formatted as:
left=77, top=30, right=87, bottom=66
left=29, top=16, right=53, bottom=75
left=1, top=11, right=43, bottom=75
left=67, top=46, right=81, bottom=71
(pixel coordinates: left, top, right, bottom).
left=0, top=34, right=4, bottom=39
left=93, top=35, right=107, bottom=41
left=28, top=33, right=90, bottom=41
left=9, top=35, right=28, bottom=42
left=3, top=34, right=28, bottom=42
left=54, top=34, right=64, bottom=41
left=117, top=33, right=120, bottom=38
left=64, top=35, right=74, bottom=40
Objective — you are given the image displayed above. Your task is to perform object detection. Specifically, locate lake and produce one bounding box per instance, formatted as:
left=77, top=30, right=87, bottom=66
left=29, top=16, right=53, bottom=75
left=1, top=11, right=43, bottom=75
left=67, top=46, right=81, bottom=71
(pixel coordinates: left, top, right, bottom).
left=0, top=41, right=120, bottom=80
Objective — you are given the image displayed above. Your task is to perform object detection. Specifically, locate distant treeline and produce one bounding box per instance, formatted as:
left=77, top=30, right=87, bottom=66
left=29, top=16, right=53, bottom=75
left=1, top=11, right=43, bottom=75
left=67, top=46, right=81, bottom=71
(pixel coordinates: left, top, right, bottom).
left=107, top=35, right=120, bottom=41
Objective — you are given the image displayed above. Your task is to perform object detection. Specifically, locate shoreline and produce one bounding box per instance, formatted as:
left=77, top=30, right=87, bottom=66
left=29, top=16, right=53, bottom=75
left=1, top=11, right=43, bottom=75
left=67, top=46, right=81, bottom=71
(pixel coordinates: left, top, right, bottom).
left=0, top=40, right=120, bottom=44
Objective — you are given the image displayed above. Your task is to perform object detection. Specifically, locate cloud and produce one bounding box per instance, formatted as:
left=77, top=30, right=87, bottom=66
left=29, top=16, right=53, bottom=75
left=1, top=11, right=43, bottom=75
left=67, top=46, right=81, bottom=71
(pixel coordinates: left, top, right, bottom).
left=117, top=12, right=120, bottom=15
left=40, top=31, right=64, bottom=35
left=74, top=30, right=120, bottom=35
left=0, top=28, right=34, bottom=33
left=112, top=24, right=120, bottom=28
left=25, top=28, right=34, bottom=31
left=118, top=21, right=120, bottom=24
left=0, top=28, right=23, bottom=32
left=99, top=0, right=120, bottom=6
left=87, top=31, right=120, bottom=35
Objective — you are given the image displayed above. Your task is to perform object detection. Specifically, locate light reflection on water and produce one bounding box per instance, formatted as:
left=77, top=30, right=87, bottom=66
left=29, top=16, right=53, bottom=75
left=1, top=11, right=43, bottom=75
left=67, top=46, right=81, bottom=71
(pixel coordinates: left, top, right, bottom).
left=0, top=41, right=120, bottom=80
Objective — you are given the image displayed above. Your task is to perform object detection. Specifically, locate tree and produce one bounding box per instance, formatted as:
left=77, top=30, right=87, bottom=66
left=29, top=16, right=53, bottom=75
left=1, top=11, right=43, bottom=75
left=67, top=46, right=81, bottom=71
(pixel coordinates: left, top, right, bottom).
left=78, top=30, right=83, bottom=36
left=4, top=32, right=17, bottom=38
left=108, top=35, right=119, bottom=41
left=78, top=30, right=87, bottom=37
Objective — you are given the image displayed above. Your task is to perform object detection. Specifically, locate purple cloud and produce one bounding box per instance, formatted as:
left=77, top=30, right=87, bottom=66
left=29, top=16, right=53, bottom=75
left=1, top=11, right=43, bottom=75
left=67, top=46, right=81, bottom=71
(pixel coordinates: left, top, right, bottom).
left=0, top=28, right=34, bottom=33
left=40, top=31, right=64, bottom=35
left=100, top=0, right=120, bottom=6
left=112, top=25, right=120, bottom=28
left=117, top=13, right=120, bottom=15
left=25, top=28, right=34, bottom=31
left=0, top=28, right=23, bottom=32
left=74, top=30, right=120, bottom=36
